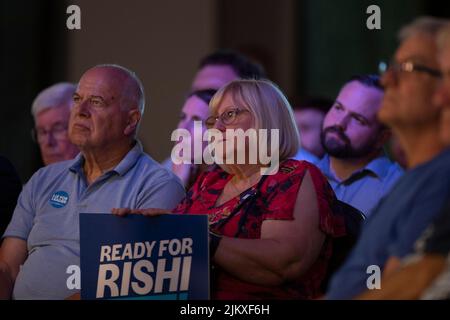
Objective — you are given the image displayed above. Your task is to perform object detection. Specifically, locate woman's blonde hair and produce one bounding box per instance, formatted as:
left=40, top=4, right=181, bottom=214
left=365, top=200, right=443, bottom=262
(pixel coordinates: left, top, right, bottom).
left=209, top=79, right=300, bottom=161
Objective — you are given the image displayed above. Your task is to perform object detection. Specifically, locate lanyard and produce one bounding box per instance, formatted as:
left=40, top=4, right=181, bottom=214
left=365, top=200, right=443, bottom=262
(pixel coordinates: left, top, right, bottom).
left=210, top=174, right=269, bottom=237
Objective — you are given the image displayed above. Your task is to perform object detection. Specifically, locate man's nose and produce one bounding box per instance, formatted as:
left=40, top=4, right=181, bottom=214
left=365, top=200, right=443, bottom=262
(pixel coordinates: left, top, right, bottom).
left=42, top=132, right=57, bottom=147
left=76, top=99, right=91, bottom=118
left=335, top=113, right=350, bottom=130
left=381, top=68, right=396, bottom=89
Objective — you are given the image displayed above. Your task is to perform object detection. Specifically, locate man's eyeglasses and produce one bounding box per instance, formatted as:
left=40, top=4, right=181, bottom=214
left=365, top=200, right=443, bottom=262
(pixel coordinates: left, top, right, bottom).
left=31, top=123, right=69, bottom=143
left=205, top=108, right=250, bottom=128
left=378, top=60, right=442, bottom=79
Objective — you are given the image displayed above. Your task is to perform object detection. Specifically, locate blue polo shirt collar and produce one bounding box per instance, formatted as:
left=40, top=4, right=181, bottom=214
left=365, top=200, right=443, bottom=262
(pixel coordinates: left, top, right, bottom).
left=317, top=153, right=391, bottom=184
left=68, top=140, right=144, bottom=177
left=364, top=155, right=391, bottom=179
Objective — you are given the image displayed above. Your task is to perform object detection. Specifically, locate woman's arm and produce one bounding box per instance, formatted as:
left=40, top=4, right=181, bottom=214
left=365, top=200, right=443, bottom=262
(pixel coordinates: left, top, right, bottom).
left=213, top=170, right=326, bottom=286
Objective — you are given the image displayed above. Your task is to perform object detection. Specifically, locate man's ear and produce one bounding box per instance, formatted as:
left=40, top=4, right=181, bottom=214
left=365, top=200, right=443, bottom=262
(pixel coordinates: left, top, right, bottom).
left=124, top=109, right=141, bottom=136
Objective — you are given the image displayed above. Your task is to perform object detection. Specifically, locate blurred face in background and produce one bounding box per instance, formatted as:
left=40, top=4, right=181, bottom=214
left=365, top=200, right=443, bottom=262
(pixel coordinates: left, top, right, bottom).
left=176, top=95, right=211, bottom=161
left=379, top=33, right=442, bottom=129
left=35, top=106, right=79, bottom=165
left=321, top=81, right=384, bottom=159
left=191, top=65, right=238, bottom=91
left=294, top=108, right=326, bottom=158
left=434, top=41, right=450, bottom=146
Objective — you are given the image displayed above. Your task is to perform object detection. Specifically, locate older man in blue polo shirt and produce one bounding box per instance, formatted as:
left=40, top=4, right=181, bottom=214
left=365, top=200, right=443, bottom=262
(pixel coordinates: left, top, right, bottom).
left=354, top=19, right=450, bottom=301
left=316, top=75, right=404, bottom=218
left=326, top=16, right=450, bottom=300
left=0, top=64, right=185, bottom=299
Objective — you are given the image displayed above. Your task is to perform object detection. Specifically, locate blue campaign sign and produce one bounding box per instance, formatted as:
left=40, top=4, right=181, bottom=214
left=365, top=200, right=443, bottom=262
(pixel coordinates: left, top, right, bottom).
left=79, top=213, right=209, bottom=300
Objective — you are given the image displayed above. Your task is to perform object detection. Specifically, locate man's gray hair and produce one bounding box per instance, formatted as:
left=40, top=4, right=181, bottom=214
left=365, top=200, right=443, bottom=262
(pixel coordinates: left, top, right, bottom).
left=437, top=23, right=450, bottom=51
left=94, top=64, right=146, bottom=115
left=31, top=82, right=77, bottom=119
left=398, top=16, right=450, bottom=42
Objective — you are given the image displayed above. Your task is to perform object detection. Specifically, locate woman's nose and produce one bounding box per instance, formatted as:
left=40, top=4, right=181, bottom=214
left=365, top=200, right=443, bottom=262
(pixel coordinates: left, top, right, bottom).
left=214, top=119, right=226, bottom=132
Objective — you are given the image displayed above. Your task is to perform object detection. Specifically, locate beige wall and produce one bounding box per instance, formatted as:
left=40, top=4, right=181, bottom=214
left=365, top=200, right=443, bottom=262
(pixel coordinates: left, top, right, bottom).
left=66, top=0, right=217, bottom=161
left=65, top=0, right=296, bottom=162
left=219, top=0, right=296, bottom=96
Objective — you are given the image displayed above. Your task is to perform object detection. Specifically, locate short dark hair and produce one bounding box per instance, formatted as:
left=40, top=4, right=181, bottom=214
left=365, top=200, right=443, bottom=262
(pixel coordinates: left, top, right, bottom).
left=290, top=96, right=333, bottom=114
left=199, top=49, right=267, bottom=80
left=348, top=74, right=388, bottom=130
left=348, top=74, right=383, bottom=91
left=188, top=89, right=217, bottom=106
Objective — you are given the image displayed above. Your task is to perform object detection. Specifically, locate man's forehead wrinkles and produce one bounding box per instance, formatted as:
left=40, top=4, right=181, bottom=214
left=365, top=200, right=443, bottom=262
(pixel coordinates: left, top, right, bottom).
left=337, top=94, right=379, bottom=121
left=396, top=37, right=439, bottom=66
left=77, top=79, right=118, bottom=99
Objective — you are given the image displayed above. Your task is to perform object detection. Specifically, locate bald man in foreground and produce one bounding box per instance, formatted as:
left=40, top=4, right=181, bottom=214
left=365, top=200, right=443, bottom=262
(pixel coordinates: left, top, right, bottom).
left=0, top=65, right=185, bottom=299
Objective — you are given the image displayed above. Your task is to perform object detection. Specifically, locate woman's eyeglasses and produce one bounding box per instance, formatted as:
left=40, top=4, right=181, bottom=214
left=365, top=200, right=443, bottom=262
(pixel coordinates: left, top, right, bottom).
left=205, top=108, right=250, bottom=128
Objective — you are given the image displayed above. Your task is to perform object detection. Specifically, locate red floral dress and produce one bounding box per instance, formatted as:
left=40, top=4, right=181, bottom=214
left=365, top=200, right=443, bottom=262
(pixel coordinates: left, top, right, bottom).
left=173, top=159, right=346, bottom=299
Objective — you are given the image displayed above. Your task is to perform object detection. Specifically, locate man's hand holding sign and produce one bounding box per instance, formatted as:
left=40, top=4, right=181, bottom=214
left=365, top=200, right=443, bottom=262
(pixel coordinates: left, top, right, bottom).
left=79, top=210, right=209, bottom=300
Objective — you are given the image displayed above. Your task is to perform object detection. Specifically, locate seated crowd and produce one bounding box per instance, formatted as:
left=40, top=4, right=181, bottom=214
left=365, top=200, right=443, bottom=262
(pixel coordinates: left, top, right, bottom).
left=1, top=16, right=450, bottom=300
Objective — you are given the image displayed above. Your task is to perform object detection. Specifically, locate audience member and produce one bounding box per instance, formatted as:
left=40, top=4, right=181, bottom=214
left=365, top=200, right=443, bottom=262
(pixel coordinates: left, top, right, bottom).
left=115, top=79, right=347, bottom=300
left=291, top=97, right=332, bottom=164
left=0, top=65, right=185, bottom=299
left=317, top=75, right=403, bottom=217
left=326, top=16, right=450, bottom=300
left=31, top=83, right=79, bottom=165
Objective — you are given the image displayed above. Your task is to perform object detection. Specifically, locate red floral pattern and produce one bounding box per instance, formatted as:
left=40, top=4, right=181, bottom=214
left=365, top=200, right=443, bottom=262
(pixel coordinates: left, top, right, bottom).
left=173, top=159, right=345, bottom=299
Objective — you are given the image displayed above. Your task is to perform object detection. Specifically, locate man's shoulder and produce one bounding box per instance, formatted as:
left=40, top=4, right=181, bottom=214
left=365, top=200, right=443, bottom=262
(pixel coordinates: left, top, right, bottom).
left=160, top=157, right=173, bottom=170
left=384, top=160, right=405, bottom=180
left=28, top=159, right=75, bottom=183
left=292, top=149, right=320, bottom=164
left=405, top=149, right=450, bottom=184
left=431, top=148, right=450, bottom=171
left=134, top=153, right=183, bottom=185
left=315, top=155, right=331, bottom=176
left=374, top=152, right=450, bottom=216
